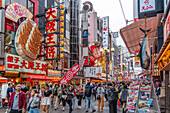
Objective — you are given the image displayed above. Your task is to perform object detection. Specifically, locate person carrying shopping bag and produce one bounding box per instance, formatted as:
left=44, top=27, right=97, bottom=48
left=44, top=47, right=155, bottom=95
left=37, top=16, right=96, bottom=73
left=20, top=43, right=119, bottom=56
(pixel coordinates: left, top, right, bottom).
left=27, top=89, right=40, bottom=113
left=97, top=83, right=104, bottom=112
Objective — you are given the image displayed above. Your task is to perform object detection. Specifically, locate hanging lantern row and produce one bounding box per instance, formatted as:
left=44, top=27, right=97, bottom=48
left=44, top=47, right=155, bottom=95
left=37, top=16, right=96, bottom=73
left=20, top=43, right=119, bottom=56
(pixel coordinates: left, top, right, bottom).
left=60, top=3, right=65, bottom=59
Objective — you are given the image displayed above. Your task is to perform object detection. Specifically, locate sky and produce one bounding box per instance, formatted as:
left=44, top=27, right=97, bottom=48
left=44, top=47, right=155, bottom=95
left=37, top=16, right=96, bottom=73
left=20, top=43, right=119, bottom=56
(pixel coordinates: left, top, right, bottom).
left=81, top=0, right=134, bottom=47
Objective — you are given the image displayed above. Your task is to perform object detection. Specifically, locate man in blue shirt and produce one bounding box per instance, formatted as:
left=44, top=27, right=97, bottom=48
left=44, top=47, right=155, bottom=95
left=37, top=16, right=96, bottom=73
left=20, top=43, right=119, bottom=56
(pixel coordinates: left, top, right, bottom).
left=7, top=83, right=13, bottom=101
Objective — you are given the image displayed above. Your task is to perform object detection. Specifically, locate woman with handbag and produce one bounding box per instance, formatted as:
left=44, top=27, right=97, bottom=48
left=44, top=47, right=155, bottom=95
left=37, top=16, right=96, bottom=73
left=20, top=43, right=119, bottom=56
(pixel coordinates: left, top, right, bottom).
left=97, top=83, right=104, bottom=112
left=27, top=89, right=40, bottom=113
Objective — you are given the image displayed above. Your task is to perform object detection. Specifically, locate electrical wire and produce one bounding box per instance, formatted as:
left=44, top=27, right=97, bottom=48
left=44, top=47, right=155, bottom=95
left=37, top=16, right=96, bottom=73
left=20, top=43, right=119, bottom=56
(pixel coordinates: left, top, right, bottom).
left=119, top=0, right=127, bottom=25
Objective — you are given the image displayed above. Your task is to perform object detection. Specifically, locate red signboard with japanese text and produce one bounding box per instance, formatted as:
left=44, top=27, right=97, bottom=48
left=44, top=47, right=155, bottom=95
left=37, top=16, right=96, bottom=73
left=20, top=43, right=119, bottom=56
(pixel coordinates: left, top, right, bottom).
left=60, top=63, right=80, bottom=84
left=45, top=8, right=58, bottom=60
left=5, top=53, right=47, bottom=74
left=90, top=45, right=102, bottom=60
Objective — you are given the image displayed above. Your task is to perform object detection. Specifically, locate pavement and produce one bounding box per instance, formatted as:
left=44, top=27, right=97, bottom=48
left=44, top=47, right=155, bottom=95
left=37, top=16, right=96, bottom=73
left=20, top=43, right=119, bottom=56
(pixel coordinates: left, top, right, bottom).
left=0, top=98, right=122, bottom=113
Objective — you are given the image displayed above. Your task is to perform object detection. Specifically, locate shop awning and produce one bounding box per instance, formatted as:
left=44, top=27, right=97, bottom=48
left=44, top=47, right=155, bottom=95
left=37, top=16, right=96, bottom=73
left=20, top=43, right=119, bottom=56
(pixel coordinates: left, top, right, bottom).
left=120, top=14, right=162, bottom=53
left=155, top=32, right=170, bottom=71
left=21, top=73, right=52, bottom=82
left=0, top=76, right=9, bottom=82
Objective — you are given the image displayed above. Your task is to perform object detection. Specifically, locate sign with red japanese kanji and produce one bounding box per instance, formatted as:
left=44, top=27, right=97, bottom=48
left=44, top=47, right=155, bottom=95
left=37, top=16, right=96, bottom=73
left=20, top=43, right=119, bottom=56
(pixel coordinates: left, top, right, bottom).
left=60, top=63, right=80, bottom=84
left=139, top=0, right=155, bottom=13
left=46, top=8, right=57, bottom=20
left=45, top=46, right=57, bottom=59
left=46, top=34, right=57, bottom=46
left=46, top=21, right=58, bottom=33
left=5, top=53, right=47, bottom=74
left=90, top=45, right=102, bottom=60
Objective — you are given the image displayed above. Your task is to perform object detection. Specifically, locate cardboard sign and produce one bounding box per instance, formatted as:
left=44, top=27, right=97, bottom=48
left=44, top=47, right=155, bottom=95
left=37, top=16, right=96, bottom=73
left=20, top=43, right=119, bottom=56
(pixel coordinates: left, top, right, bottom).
left=5, top=3, right=33, bottom=22
left=60, top=63, right=80, bottom=84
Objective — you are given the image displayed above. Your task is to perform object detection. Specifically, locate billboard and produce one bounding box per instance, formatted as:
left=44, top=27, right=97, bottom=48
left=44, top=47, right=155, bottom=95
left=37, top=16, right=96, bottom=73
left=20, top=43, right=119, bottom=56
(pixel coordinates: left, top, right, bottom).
left=102, top=16, right=109, bottom=48
left=5, top=3, right=33, bottom=22
left=5, top=53, right=47, bottom=74
left=84, top=67, right=102, bottom=78
left=15, top=19, right=43, bottom=62
left=138, top=0, right=164, bottom=19
left=48, top=69, right=61, bottom=77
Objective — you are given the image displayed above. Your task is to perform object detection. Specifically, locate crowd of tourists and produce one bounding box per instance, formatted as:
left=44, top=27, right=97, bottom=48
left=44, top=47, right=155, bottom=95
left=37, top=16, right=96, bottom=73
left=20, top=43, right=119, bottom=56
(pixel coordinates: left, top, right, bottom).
left=5, top=80, right=130, bottom=113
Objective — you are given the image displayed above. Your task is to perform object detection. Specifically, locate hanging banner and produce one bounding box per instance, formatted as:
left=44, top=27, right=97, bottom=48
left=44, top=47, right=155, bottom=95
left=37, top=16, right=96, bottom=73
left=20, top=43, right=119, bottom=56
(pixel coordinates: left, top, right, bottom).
left=5, top=3, right=33, bottom=23
left=90, top=45, right=102, bottom=60
left=48, top=69, right=61, bottom=77
left=60, top=63, right=80, bottom=84
left=5, top=53, right=47, bottom=74
left=102, top=16, right=109, bottom=48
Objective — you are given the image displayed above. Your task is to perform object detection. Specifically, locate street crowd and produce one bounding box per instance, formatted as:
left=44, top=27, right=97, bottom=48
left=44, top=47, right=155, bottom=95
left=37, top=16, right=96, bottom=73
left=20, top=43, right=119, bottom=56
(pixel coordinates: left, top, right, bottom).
left=5, top=80, right=130, bottom=113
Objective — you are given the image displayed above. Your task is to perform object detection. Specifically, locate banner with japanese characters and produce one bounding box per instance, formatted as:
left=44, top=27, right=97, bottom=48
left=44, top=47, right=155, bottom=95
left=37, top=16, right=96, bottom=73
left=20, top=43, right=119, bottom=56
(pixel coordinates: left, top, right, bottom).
left=102, top=16, right=109, bottom=48
left=5, top=53, right=47, bottom=74
left=89, top=45, right=102, bottom=60
left=60, top=63, right=80, bottom=84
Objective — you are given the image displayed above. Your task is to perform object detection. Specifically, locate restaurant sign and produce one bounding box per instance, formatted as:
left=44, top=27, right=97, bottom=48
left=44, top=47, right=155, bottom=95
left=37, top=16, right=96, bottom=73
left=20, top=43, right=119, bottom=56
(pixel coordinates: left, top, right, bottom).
left=138, top=0, right=164, bottom=19
left=48, top=69, right=61, bottom=77
left=5, top=3, right=33, bottom=23
left=5, top=53, right=47, bottom=74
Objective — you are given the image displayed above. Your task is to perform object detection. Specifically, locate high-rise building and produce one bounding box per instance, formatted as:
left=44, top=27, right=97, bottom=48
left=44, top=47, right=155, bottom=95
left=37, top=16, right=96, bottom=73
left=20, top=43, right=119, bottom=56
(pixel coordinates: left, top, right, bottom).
left=70, top=0, right=81, bottom=67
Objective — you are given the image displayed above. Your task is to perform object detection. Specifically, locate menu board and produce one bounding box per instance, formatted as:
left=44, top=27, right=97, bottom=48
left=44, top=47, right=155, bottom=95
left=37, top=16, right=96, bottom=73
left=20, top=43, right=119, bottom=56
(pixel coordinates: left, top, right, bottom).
left=127, top=82, right=139, bottom=112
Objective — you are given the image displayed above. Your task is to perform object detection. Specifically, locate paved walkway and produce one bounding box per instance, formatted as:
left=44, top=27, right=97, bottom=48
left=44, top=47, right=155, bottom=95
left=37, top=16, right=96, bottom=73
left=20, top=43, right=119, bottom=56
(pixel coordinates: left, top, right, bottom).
left=0, top=98, right=122, bottom=113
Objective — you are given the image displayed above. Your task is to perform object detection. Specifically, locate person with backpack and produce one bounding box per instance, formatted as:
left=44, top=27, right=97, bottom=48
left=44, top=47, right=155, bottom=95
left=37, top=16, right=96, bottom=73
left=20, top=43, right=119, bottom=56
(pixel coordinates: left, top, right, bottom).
left=107, top=82, right=119, bottom=113
left=85, top=82, right=96, bottom=112
left=65, top=86, right=74, bottom=113
left=97, top=83, right=104, bottom=111
left=120, top=85, right=128, bottom=113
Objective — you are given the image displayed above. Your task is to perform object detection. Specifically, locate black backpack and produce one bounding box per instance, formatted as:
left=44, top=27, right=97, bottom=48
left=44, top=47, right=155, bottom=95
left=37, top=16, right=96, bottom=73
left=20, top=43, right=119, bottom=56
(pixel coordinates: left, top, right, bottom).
left=85, top=86, right=91, bottom=97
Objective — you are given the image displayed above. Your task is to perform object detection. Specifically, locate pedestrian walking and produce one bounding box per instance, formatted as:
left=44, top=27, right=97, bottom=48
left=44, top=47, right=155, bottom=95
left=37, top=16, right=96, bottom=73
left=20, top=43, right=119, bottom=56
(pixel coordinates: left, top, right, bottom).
left=105, top=84, right=109, bottom=101
left=53, top=84, right=59, bottom=110
left=21, top=82, right=29, bottom=94
left=7, top=83, right=13, bottom=101
left=61, top=85, right=67, bottom=111
left=35, top=84, right=42, bottom=98
left=66, top=86, right=74, bottom=113
left=6, top=82, right=27, bottom=113
left=120, top=85, right=128, bottom=113
left=76, top=84, right=84, bottom=109
left=41, top=84, right=52, bottom=113
left=107, top=82, right=119, bottom=113
left=97, top=83, right=104, bottom=112
left=27, top=89, right=40, bottom=113
left=85, top=82, right=96, bottom=112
